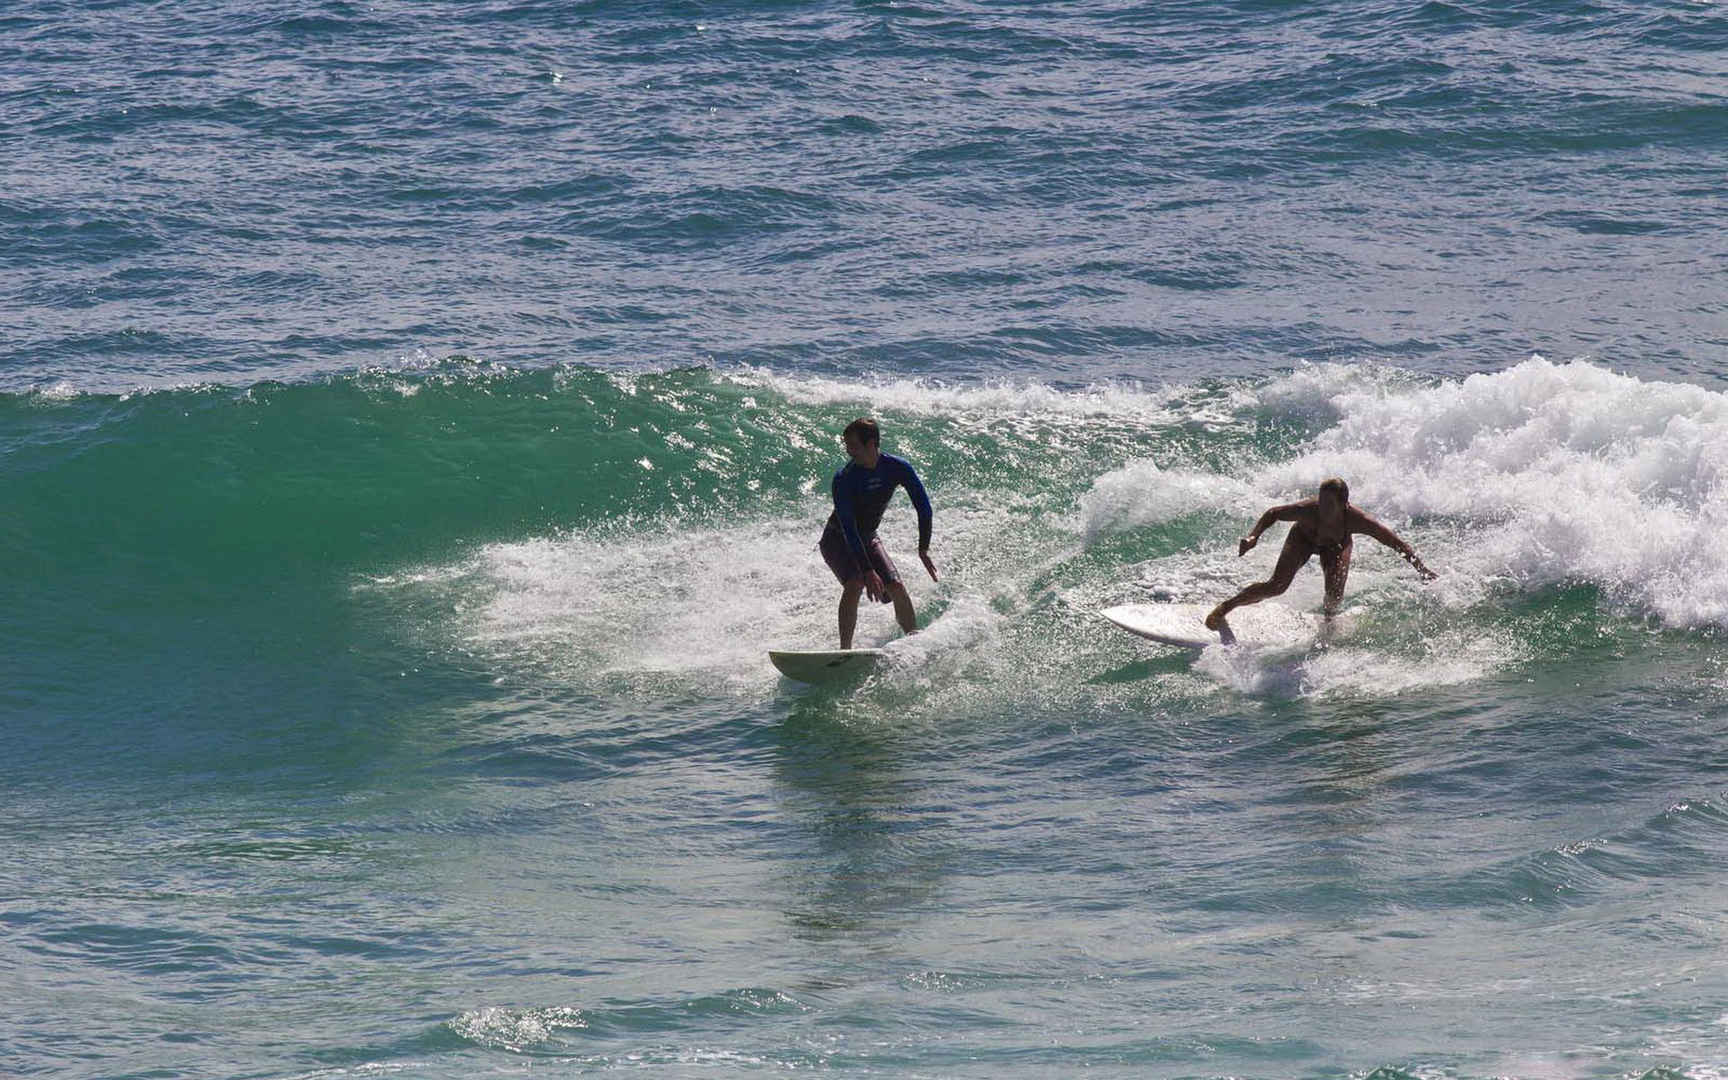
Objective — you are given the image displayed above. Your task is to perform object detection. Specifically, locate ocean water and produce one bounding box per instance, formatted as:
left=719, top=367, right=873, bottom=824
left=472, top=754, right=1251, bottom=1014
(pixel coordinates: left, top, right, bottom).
left=4, top=2, right=1728, bottom=1078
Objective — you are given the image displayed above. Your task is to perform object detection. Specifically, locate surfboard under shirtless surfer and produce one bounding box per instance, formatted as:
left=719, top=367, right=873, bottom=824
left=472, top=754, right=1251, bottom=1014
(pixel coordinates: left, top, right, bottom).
left=1205, top=477, right=1435, bottom=634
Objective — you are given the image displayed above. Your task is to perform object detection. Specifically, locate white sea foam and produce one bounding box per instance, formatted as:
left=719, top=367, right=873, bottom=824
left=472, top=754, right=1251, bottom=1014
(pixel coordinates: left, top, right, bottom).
left=872, top=594, right=1002, bottom=688
left=447, top=1005, right=587, bottom=1052
left=1064, top=356, right=1728, bottom=696
left=1076, top=357, right=1728, bottom=631
left=1250, top=359, right=1432, bottom=421
left=389, top=357, right=1726, bottom=706
left=281, top=1064, right=436, bottom=1080
left=1193, top=624, right=1522, bottom=700
left=433, top=504, right=1006, bottom=696
left=456, top=515, right=844, bottom=691
left=1079, top=460, right=1257, bottom=543
left=1252, top=357, right=1728, bottom=629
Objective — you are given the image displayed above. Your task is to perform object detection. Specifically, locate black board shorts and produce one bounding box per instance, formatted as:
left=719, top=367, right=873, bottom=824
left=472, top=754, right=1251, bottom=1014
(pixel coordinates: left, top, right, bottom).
left=819, top=525, right=901, bottom=601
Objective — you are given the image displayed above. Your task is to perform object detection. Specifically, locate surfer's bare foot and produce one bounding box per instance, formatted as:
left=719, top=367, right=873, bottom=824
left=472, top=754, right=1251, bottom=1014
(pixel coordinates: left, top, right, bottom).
left=1203, top=606, right=1227, bottom=631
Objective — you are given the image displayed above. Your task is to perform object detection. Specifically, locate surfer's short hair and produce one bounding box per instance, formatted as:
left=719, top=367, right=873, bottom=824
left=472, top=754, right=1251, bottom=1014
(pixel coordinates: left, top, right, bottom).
left=1319, top=477, right=1349, bottom=504
left=843, top=418, right=880, bottom=446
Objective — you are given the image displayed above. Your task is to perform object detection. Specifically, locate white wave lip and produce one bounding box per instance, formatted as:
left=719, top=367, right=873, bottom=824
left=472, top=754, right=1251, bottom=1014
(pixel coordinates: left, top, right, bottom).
left=721, top=364, right=1206, bottom=426
left=1256, top=357, right=1728, bottom=629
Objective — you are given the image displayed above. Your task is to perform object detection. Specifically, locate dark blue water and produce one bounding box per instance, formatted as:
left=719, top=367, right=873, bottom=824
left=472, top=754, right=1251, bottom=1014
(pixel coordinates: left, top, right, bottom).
left=5, top=2, right=1727, bottom=1078
left=8, top=0, right=1725, bottom=393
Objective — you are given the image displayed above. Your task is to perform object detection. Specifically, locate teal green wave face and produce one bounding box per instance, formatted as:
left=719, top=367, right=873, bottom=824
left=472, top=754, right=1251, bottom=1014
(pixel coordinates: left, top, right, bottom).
left=9, top=357, right=1728, bottom=624
left=0, top=363, right=1270, bottom=584
left=8, top=357, right=1728, bottom=724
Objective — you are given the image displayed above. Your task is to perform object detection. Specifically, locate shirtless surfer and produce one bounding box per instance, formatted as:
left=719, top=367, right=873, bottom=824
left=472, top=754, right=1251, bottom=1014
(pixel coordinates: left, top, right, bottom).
left=821, top=418, right=939, bottom=649
left=1205, top=477, right=1434, bottom=634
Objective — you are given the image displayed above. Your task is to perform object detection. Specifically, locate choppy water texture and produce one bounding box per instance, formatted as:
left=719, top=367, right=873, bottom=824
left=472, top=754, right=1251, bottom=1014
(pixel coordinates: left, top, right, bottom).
left=4, top=2, right=1728, bottom=1079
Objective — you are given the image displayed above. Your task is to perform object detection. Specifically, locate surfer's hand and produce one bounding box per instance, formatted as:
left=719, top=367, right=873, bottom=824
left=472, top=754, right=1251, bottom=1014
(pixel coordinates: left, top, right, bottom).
left=919, top=550, right=938, bottom=582
left=1238, top=535, right=1258, bottom=556
left=864, top=570, right=886, bottom=602
left=1416, top=562, right=1438, bottom=581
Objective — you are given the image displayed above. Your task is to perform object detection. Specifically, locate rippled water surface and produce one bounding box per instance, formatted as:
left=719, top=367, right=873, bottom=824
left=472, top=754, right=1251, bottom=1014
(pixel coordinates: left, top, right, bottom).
left=4, top=2, right=1727, bottom=1078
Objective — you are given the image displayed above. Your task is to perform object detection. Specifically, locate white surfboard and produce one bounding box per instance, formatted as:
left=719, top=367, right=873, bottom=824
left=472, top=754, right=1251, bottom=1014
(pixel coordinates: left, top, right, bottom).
left=1100, top=602, right=1332, bottom=650
left=768, top=648, right=884, bottom=684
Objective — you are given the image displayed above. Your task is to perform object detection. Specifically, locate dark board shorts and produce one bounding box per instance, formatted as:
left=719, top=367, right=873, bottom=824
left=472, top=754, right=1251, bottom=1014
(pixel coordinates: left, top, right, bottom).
left=819, top=525, right=901, bottom=602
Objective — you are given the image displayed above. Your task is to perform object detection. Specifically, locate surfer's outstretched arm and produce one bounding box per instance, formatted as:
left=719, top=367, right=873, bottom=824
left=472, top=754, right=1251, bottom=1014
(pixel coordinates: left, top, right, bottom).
left=1237, top=502, right=1305, bottom=556
left=1350, top=509, right=1436, bottom=579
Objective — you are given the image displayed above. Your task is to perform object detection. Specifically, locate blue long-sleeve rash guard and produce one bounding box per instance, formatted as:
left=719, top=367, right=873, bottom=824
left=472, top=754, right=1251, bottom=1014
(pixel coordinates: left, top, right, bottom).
left=826, top=453, right=932, bottom=560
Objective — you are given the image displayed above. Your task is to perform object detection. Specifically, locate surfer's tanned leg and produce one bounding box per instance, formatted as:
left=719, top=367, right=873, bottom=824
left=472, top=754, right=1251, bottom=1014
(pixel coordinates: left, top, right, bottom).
left=838, top=580, right=864, bottom=650
left=1319, top=540, right=1352, bottom=616
left=887, top=581, right=917, bottom=636
left=1205, top=531, right=1314, bottom=630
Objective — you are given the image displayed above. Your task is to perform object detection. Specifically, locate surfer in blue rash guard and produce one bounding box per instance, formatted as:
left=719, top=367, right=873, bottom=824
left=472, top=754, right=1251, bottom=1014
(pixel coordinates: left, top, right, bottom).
left=1205, top=477, right=1435, bottom=635
left=821, top=417, right=939, bottom=649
